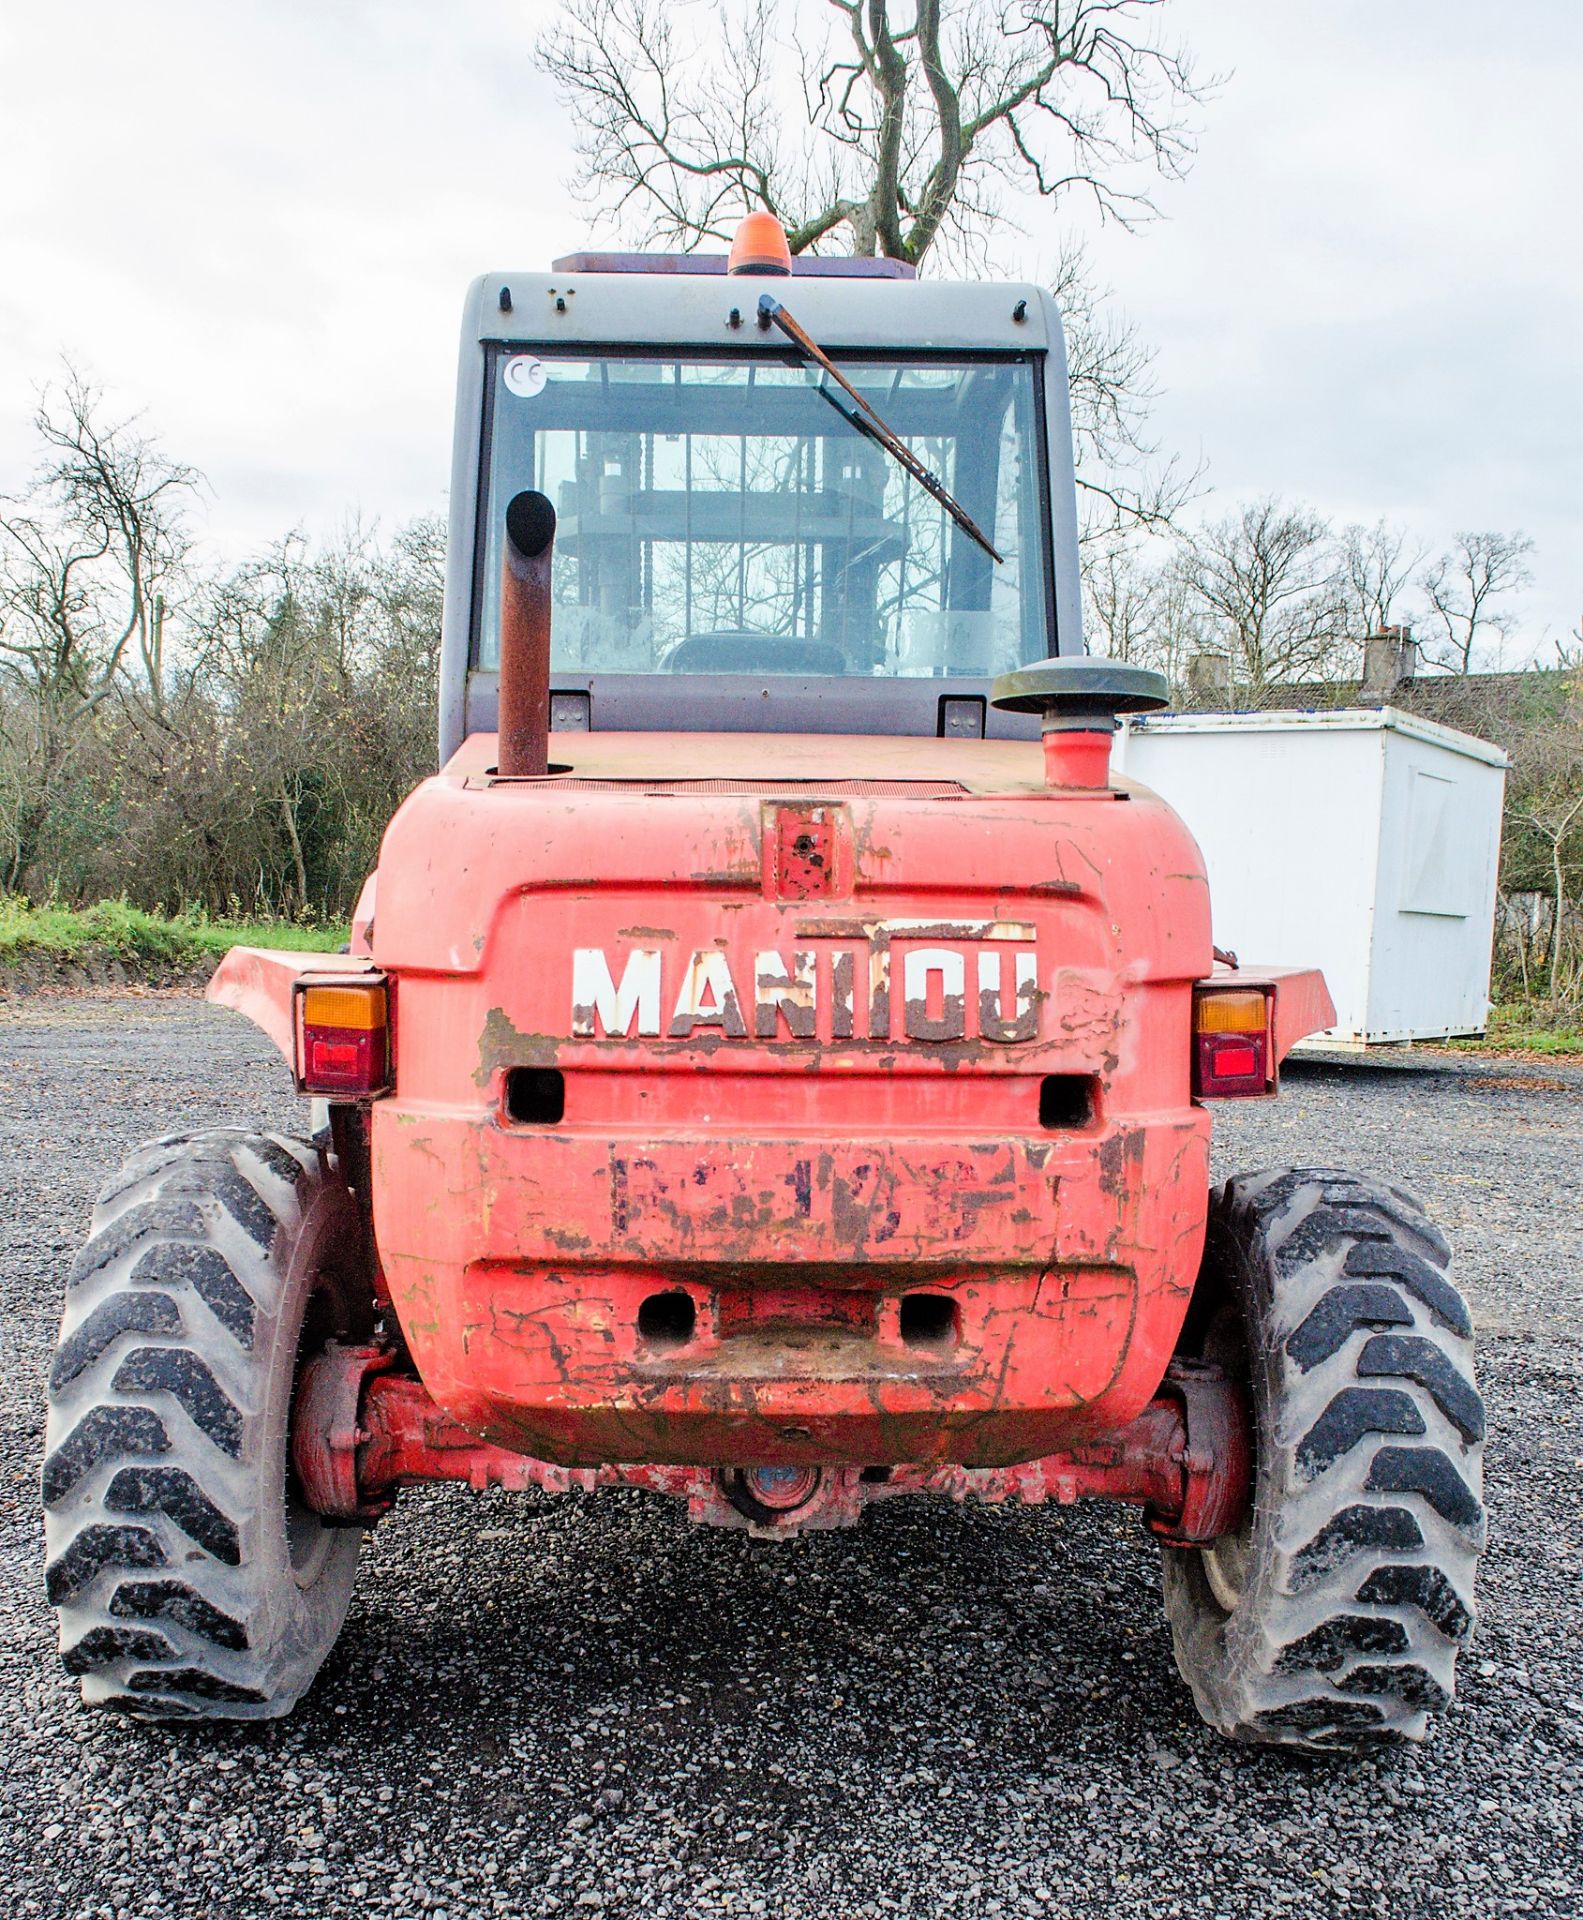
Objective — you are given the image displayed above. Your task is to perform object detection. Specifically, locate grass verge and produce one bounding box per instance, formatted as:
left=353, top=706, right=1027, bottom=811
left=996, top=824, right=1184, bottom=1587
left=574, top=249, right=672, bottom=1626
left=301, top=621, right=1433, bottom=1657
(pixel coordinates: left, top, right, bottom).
left=1444, top=1003, right=1583, bottom=1058
left=0, top=897, right=345, bottom=973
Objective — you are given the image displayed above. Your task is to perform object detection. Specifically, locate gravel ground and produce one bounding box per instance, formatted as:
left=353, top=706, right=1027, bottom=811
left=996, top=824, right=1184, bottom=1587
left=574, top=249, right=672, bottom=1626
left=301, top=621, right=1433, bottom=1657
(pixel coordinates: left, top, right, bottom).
left=2, top=992, right=1580, bottom=1920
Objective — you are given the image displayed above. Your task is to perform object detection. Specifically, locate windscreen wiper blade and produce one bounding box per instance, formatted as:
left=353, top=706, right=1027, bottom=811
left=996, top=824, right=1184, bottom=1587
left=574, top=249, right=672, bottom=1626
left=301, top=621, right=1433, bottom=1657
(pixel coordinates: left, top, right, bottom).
left=757, top=293, right=1004, bottom=565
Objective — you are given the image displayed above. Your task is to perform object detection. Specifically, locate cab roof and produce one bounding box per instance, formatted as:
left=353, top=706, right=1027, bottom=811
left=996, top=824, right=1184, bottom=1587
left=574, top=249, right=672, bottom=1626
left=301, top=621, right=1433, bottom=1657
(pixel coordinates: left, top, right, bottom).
left=550, top=250, right=915, bottom=278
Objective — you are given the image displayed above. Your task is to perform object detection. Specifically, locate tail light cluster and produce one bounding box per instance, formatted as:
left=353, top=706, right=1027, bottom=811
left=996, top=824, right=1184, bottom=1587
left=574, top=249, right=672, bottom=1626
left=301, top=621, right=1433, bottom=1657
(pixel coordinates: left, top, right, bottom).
left=1192, top=986, right=1273, bottom=1099
left=295, top=980, right=390, bottom=1097
left=288, top=973, right=1272, bottom=1103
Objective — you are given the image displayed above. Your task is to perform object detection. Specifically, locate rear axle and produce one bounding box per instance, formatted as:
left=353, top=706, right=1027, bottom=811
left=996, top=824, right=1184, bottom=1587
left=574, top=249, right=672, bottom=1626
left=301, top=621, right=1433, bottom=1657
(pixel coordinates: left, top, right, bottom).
left=291, top=1343, right=1250, bottom=1543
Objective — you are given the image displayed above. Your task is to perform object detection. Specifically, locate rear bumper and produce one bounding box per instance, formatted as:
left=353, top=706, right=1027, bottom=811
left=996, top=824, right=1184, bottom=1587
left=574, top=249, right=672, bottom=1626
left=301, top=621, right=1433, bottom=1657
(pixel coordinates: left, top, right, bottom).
left=370, top=1109, right=1210, bottom=1468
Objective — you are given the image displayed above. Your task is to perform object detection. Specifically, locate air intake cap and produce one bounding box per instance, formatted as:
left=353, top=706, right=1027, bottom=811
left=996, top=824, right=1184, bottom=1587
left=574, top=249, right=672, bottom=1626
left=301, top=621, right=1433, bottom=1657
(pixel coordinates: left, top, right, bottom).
left=991, top=657, right=1170, bottom=790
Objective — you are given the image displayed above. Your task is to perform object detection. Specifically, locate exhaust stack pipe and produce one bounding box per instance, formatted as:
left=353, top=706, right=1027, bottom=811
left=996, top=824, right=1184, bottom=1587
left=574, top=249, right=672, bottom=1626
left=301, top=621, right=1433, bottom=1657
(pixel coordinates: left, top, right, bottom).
left=497, top=489, right=556, bottom=777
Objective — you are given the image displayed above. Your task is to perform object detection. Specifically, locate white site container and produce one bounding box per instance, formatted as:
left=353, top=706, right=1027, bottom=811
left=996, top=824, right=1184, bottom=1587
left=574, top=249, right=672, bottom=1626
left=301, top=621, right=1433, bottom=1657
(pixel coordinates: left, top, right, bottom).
left=1113, top=707, right=1509, bottom=1046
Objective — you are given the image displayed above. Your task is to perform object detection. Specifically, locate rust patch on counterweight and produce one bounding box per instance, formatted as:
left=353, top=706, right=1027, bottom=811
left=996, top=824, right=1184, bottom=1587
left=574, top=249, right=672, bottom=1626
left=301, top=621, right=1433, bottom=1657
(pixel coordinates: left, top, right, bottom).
left=475, top=1006, right=558, bottom=1086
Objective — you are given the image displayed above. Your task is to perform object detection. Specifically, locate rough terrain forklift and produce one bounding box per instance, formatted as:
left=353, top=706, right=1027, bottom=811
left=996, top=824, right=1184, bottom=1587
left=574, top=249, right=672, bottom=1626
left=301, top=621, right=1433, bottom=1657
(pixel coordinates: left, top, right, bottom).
left=44, top=215, right=1484, bottom=1746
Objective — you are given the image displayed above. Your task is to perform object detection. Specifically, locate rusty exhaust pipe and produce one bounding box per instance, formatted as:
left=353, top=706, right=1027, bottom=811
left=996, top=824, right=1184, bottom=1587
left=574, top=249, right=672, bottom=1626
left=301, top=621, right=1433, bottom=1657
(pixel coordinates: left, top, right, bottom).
left=497, top=489, right=556, bottom=778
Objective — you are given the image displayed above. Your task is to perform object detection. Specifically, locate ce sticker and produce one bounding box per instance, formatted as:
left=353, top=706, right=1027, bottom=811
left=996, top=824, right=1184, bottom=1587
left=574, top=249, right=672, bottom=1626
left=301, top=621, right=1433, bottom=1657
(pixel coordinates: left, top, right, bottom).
left=503, top=355, right=548, bottom=399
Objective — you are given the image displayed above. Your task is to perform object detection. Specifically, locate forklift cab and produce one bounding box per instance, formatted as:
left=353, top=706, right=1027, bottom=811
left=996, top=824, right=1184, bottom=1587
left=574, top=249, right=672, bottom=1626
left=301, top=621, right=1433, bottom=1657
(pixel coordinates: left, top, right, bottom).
left=439, top=253, right=1085, bottom=755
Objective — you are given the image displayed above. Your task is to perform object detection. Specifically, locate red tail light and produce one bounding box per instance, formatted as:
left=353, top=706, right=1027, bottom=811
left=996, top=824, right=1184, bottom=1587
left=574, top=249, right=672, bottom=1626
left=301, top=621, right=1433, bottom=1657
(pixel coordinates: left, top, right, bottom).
left=295, top=981, right=390, bottom=1096
left=1192, top=987, right=1272, bottom=1099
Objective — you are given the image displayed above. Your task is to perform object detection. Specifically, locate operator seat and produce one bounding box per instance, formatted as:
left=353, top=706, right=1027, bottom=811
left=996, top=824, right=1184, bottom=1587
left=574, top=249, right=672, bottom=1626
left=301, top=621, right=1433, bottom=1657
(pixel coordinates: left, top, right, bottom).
left=663, top=630, right=849, bottom=675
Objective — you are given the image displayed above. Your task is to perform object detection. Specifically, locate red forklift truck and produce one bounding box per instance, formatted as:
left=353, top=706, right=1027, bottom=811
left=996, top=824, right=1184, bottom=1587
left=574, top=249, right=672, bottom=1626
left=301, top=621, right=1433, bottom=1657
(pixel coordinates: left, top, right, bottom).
left=44, top=217, right=1483, bottom=1747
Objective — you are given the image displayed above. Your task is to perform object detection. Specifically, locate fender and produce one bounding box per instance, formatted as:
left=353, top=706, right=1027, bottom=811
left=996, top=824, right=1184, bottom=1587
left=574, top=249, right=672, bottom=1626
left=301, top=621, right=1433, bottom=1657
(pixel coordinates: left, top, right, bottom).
left=207, top=947, right=384, bottom=1074
left=1202, top=963, right=1336, bottom=1065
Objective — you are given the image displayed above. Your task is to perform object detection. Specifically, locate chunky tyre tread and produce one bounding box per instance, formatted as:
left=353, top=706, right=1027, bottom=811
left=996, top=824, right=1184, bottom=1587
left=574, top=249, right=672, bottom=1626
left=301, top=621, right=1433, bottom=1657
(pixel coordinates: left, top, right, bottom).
left=124, top=1667, right=268, bottom=1705
left=67, top=1202, right=206, bottom=1287
left=1290, top=1503, right=1425, bottom=1589
left=46, top=1525, right=168, bottom=1605
left=50, top=1293, right=183, bottom=1390
left=1338, top=1662, right=1448, bottom=1711
left=44, top=1129, right=362, bottom=1720
left=1364, top=1445, right=1485, bottom=1532
left=1253, top=1697, right=1386, bottom=1738
left=42, top=1406, right=171, bottom=1504
left=63, top=1625, right=179, bottom=1674
left=1293, top=1386, right=1424, bottom=1479
left=1285, top=1284, right=1412, bottom=1371
left=109, top=1580, right=250, bottom=1651
left=1343, top=1242, right=1470, bottom=1335
left=109, top=1348, right=242, bottom=1455
left=1356, top=1563, right=1472, bottom=1642
left=1163, top=1168, right=1484, bottom=1752
left=104, top=1466, right=241, bottom=1562
left=158, top=1162, right=279, bottom=1248
left=130, top=1244, right=256, bottom=1344
left=1357, top=1336, right=1485, bottom=1441
left=1274, top=1614, right=1409, bottom=1672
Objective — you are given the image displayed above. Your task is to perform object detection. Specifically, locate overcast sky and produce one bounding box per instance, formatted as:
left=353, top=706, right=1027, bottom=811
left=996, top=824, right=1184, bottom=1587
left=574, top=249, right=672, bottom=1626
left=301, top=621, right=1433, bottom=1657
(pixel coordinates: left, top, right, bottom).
left=0, top=0, right=1577, bottom=650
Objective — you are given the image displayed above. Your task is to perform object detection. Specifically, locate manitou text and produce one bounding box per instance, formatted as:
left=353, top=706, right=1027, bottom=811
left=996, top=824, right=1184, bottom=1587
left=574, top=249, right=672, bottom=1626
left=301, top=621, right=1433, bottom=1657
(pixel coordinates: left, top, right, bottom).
left=571, top=920, right=1042, bottom=1044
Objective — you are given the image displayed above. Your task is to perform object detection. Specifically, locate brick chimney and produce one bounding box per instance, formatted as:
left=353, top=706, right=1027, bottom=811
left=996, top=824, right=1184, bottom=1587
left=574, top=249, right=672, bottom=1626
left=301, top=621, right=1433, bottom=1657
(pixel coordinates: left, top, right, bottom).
left=1186, top=652, right=1232, bottom=705
left=1361, top=627, right=1415, bottom=699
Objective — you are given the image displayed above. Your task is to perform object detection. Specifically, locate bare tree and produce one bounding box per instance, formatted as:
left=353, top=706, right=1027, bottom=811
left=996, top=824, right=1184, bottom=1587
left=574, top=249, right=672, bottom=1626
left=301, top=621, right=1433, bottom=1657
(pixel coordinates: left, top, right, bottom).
left=1336, top=518, right=1423, bottom=653
left=1503, top=663, right=1583, bottom=1007
left=1084, top=538, right=1157, bottom=662
left=1177, top=499, right=1345, bottom=704
left=1083, top=535, right=1201, bottom=680
left=1419, top=530, right=1534, bottom=675
left=0, top=366, right=196, bottom=889
left=99, top=515, right=446, bottom=921
left=1055, top=247, right=1196, bottom=541
left=540, top=3, right=1201, bottom=538
left=1523, top=785, right=1583, bottom=1005
left=538, top=0, right=1205, bottom=267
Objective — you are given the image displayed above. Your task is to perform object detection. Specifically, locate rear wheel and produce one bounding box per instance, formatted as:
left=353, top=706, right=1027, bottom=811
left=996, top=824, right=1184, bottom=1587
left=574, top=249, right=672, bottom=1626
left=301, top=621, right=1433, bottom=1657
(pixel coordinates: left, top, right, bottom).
left=1163, top=1168, right=1485, bottom=1751
left=43, top=1129, right=365, bottom=1720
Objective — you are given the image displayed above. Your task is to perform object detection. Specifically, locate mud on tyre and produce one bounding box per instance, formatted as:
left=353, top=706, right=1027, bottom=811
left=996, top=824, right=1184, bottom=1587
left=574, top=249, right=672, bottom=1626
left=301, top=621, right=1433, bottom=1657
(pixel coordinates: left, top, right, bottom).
left=43, top=1129, right=365, bottom=1720
left=1163, top=1168, right=1485, bottom=1751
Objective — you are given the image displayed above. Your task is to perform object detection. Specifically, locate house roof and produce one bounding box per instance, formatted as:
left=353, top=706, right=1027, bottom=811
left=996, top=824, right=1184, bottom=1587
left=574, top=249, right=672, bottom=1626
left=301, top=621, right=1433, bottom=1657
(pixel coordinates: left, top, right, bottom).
left=1191, top=667, right=1576, bottom=756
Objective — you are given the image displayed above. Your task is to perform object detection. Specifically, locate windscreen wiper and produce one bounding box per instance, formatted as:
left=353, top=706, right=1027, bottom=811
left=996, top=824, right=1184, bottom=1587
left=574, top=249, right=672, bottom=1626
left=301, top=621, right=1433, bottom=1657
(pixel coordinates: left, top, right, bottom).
left=757, top=293, right=1004, bottom=565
